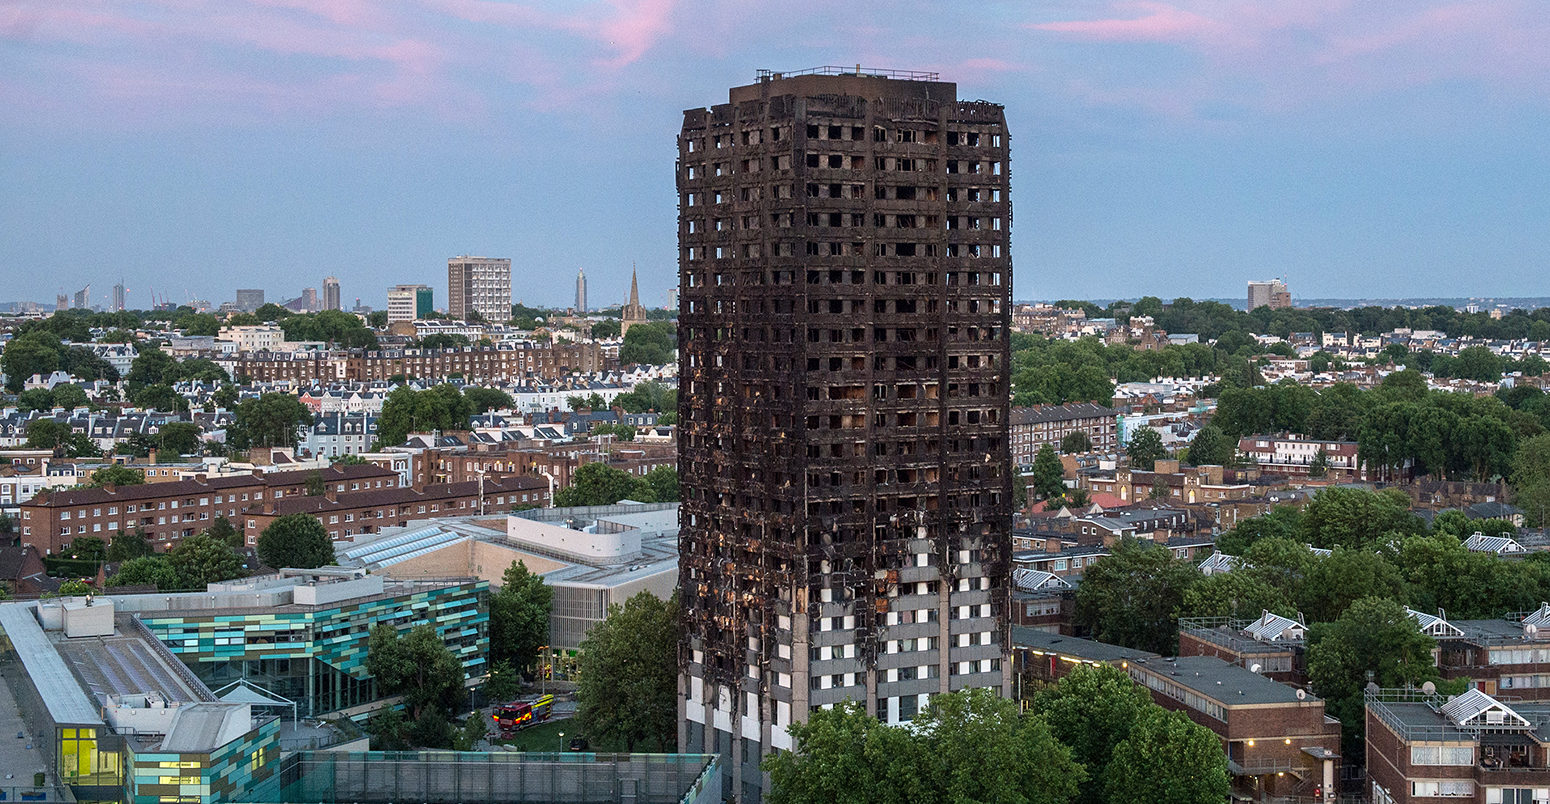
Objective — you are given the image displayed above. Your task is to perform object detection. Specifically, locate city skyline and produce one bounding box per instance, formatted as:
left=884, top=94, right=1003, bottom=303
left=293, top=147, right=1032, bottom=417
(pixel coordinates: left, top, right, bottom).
left=3, top=2, right=1548, bottom=308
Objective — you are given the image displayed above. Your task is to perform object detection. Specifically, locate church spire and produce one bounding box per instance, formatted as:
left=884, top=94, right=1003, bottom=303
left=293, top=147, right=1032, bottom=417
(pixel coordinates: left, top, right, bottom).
left=628, top=263, right=640, bottom=307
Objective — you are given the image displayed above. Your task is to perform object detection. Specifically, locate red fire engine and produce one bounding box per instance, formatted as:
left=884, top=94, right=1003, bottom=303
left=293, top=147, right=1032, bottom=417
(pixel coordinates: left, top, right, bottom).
left=493, top=695, right=555, bottom=736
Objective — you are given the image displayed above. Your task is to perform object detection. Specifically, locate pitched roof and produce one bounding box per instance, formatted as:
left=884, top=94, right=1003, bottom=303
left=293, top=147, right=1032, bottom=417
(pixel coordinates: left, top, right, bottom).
left=1198, top=552, right=1242, bottom=575
left=1407, top=608, right=1465, bottom=638
left=1244, top=610, right=1306, bottom=643
left=1463, top=533, right=1525, bottom=555
left=1012, top=568, right=1073, bottom=592
left=1440, top=688, right=1530, bottom=730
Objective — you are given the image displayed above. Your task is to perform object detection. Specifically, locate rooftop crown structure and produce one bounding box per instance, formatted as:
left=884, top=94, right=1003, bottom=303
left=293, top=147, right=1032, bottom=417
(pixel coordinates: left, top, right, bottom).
left=676, top=66, right=1013, bottom=801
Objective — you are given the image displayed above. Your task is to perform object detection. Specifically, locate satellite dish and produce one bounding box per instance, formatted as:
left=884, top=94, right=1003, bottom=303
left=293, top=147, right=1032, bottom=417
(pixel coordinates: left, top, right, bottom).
left=1528, top=624, right=1539, bottom=637
left=1422, top=681, right=1437, bottom=694
left=1249, top=663, right=1263, bottom=674
left=1295, top=689, right=1307, bottom=700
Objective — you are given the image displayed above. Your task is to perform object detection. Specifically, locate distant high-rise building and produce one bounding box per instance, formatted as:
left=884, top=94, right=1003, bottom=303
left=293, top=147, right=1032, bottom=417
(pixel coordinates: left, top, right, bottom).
left=323, top=277, right=341, bottom=311
left=235, top=289, right=265, bottom=313
left=619, top=267, right=648, bottom=337
left=301, top=287, right=319, bottom=313
left=447, top=256, right=511, bottom=322
left=387, top=284, right=434, bottom=325
left=112, top=283, right=126, bottom=312
left=677, top=68, right=1013, bottom=801
left=72, top=285, right=90, bottom=310
left=576, top=268, right=588, bottom=314
left=55, top=294, right=68, bottom=312
left=1248, top=278, right=1292, bottom=311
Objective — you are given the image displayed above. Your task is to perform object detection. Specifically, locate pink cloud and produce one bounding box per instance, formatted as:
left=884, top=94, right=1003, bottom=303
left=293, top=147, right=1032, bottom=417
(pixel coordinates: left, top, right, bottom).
left=1025, top=1, right=1550, bottom=117
left=594, top=0, right=677, bottom=68
left=1029, top=2, right=1229, bottom=45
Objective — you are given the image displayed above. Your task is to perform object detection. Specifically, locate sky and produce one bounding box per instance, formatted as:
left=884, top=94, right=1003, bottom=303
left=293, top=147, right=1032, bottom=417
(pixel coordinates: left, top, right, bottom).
left=2, top=0, right=1548, bottom=310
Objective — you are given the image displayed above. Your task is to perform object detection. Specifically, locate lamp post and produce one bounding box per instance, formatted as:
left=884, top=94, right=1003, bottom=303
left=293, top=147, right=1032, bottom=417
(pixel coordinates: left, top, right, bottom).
left=558, top=730, right=565, bottom=753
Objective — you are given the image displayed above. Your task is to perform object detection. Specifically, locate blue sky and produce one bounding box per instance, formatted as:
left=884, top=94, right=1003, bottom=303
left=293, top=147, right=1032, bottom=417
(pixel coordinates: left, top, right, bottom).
left=2, top=1, right=1548, bottom=310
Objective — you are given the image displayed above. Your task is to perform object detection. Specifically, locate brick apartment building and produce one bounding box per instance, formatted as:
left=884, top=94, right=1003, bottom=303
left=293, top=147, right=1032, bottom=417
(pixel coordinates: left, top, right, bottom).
left=1428, top=604, right=1550, bottom=701
left=1237, top=434, right=1367, bottom=481
left=231, top=342, right=609, bottom=384
left=1129, top=655, right=1341, bottom=803
left=1178, top=612, right=1310, bottom=684
left=407, top=440, right=676, bottom=491
left=1013, top=629, right=1341, bottom=803
left=1367, top=687, right=1550, bottom=804
left=1010, top=402, right=1117, bottom=466
left=1084, top=459, right=1258, bottom=505
left=240, top=474, right=550, bottom=542
left=17, top=464, right=400, bottom=554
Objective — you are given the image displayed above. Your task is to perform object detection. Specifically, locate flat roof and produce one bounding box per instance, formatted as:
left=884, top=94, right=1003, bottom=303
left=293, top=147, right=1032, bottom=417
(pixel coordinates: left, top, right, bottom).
left=1133, top=655, right=1316, bottom=706
left=0, top=602, right=104, bottom=726
left=54, top=630, right=213, bottom=704
left=1012, top=627, right=1158, bottom=664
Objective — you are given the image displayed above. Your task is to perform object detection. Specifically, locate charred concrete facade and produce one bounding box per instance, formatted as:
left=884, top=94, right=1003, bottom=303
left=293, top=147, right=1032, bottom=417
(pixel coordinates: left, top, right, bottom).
left=676, top=68, right=1013, bottom=801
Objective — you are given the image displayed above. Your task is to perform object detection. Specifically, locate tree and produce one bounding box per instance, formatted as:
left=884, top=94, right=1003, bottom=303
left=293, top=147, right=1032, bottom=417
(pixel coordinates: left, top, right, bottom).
left=374, top=384, right=472, bottom=448
left=483, top=660, right=523, bottom=704
left=16, top=388, right=57, bottom=412
left=916, top=689, right=1084, bottom=804
left=108, top=555, right=179, bottom=589
left=158, top=422, right=202, bottom=456
left=2, top=331, right=62, bottom=392
left=1307, top=596, right=1438, bottom=754
left=26, top=419, right=98, bottom=457
left=106, top=528, right=154, bottom=562
left=204, top=516, right=243, bottom=548
left=1074, top=538, right=1199, bottom=655
left=131, top=383, right=188, bottom=413
left=643, top=466, right=679, bottom=503
left=554, top=462, right=652, bottom=507
left=61, top=536, right=107, bottom=562
left=618, top=321, right=675, bottom=365
left=613, top=381, right=675, bottom=414
left=1178, top=571, right=1293, bottom=621
left=366, top=707, right=412, bottom=751
left=489, top=560, right=552, bottom=671
left=1308, top=448, right=1329, bottom=478
left=764, top=702, right=932, bottom=804
left=167, top=532, right=245, bottom=589
left=1058, top=429, right=1092, bottom=454
left=1033, top=663, right=1156, bottom=804
left=1295, top=546, right=1407, bottom=623
left=57, top=580, right=93, bottom=597
left=51, top=384, right=89, bottom=410
left=228, top=393, right=313, bottom=449
left=1102, top=708, right=1230, bottom=804
left=125, top=348, right=177, bottom=393
left=1214, top=506, right=1303, bottom=555
left=1514, top=433, right=1550, bottom=526
left=1125, top=427, right=1166, bottom=471
left=256, top=514, right=336, bottom=569
left=213, top=383, right=240, bottom=410
left=1030, top=445, right=1065, bottom=500
left=462, top=386, right=513, bottom=414
left=366, top=624, right=463, bottom=723
left=89, top=465, right=146, bottom=488
left=418, top=333, right=469, bottom=350
left=767, top=689, right=1082, bottom=804
left=1301, top=486, right=1422, bottom=549
left=575, top=591, right=678, bottom=752
left=1184, top=424, right=1233, bottom=466
left=451, top=711, right=488, bottom=751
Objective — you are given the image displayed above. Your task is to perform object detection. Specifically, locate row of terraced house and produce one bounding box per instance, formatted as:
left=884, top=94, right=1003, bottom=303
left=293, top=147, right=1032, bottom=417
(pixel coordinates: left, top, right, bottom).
left=15, top=462, right=550, bottom=554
